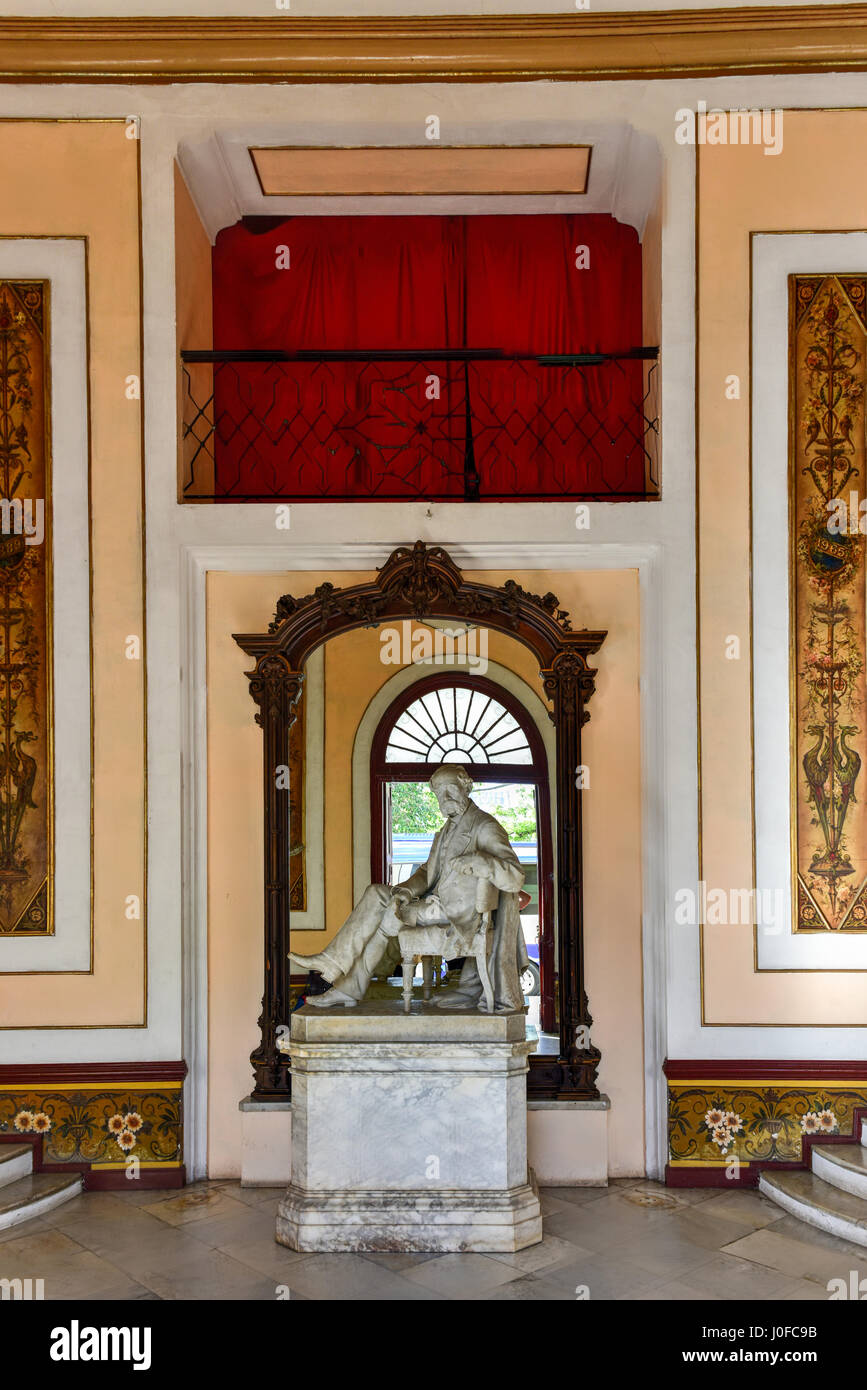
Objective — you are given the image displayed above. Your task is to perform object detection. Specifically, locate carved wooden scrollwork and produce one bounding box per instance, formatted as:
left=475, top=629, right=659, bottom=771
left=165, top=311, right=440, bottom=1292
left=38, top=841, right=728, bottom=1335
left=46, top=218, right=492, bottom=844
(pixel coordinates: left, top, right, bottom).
left=235, top=542, right=607, bottom=1101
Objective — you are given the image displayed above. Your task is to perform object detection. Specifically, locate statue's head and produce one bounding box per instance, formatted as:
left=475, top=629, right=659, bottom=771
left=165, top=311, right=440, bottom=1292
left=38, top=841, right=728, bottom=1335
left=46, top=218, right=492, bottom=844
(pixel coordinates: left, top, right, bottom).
left=429, top=763, right=473, bottom=819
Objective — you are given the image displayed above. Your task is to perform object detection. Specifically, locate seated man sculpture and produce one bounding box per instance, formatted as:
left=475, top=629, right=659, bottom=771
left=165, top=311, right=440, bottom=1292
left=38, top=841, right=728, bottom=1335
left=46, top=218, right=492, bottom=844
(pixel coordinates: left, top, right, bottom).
left=289, top=763, right=529, bottom=1012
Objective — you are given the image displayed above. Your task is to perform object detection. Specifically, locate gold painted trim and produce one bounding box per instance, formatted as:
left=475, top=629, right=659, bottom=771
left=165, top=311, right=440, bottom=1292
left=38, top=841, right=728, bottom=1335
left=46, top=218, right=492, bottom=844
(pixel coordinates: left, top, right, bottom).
left=668, top=1079, right=866, bottom=1088
left=5, top=10, right=867, bottom=83
left=668, top=1158, right=752, bottom=1167
left=0, top=1081, right=183, bottom=1091
left=248, top=144, right=593, bottom=198
left=90, top=1160, right=182, bottom=1169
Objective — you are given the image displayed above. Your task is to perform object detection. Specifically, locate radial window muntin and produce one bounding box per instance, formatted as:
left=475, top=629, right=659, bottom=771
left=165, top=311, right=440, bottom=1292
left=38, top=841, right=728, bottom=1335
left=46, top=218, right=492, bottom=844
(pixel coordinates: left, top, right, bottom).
left=384, top=685, right=533, bottom=765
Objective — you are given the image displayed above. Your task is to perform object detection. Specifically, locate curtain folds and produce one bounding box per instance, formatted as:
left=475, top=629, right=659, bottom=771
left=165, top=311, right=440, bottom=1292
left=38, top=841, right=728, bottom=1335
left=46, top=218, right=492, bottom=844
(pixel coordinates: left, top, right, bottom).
left=211, top=213, right=644, bottom=498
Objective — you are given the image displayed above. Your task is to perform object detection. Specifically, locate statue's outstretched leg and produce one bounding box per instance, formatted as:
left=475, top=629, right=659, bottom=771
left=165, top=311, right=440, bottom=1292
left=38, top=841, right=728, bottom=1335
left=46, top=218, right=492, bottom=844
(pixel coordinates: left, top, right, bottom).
left=288, top=884, right=401, bottom=1007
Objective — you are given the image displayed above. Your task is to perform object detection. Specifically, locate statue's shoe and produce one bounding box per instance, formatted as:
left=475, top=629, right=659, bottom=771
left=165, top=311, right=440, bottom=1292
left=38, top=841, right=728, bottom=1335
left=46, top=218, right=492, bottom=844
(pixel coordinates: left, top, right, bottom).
left=305, top=987, right=357, bottom=1008
left=433, top=991, right=478, bottom=1010
left=288, top=949, right=338, bottom=977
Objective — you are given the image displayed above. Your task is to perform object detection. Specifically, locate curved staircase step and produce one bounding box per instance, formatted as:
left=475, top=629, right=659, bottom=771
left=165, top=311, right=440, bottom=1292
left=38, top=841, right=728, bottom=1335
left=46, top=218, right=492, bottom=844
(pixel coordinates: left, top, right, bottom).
left=0, top=1173, right=82, bottom=1232
left=0, top=1145, right=33, bottom=1188
left=812, top=1144, right=867, bottom=1200
left=759, top=1170, right=867, bottom=1248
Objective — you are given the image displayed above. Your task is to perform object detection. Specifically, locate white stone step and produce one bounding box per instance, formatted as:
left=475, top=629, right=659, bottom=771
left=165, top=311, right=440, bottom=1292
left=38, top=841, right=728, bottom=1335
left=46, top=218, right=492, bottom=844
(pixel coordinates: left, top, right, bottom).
left=0, top=1172, right=82, bottom=1231
left=759, top=1169, right=867, bottom=1247
left=812, top=1144, right=867, bottom=1200
left=0, top=1145, right=33, bottom=1189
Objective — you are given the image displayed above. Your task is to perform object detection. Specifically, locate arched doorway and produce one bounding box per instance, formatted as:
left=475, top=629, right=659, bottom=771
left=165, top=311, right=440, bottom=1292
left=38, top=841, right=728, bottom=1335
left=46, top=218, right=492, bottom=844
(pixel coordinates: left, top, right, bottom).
left=369, top=673, right=555, bottom=1030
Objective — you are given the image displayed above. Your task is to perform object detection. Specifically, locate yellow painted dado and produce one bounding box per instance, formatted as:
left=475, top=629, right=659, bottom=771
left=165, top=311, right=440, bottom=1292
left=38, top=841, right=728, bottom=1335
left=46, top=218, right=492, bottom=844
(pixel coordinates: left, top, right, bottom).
left=698, top=109, right=867, bottom=1025
left=206, top=567, right=643, bottom=1177
left=0, top=121, right=146, bottom=1026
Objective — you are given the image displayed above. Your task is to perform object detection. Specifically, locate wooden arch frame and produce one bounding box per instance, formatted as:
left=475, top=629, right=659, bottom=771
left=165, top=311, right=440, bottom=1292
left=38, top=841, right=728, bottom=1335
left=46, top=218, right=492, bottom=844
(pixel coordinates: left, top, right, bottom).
left=233, top=541, right=607, bottom=1102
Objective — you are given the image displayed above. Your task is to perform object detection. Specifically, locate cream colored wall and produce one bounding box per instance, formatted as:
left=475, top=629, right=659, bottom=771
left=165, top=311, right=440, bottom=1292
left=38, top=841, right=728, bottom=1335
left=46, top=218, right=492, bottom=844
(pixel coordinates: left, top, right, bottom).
left=698, top=110, right=867, bottom=1027
left=206, top=566, right=643, bottom=1178
left=0, top=121, right=146, bottom=1029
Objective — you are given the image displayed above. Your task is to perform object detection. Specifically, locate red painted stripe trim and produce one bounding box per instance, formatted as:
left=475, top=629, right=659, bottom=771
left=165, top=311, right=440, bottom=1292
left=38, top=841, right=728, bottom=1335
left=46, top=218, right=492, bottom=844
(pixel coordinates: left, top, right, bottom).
left=0, top=1061, right=187, bottom=1084
left=664, top=1059, right=867, bottom=1082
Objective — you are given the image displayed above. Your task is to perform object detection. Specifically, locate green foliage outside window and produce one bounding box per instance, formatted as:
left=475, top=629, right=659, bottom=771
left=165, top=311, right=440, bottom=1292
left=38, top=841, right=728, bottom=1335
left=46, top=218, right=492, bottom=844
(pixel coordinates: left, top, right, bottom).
left=390, top=781, right=537, bottom=842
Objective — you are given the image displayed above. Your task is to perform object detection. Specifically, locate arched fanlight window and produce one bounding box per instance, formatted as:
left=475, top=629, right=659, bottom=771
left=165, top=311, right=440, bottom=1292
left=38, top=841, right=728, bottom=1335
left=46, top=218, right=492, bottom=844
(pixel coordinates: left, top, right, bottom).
left=384, top=686, right=533, bottom=765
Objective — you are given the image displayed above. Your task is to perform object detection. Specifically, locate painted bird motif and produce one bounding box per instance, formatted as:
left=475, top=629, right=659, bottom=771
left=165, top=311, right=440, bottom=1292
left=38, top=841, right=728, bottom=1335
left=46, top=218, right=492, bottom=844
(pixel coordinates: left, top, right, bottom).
left=832, top=725, right=862, bottom=850
left=803, top=724, right=832, bottom=846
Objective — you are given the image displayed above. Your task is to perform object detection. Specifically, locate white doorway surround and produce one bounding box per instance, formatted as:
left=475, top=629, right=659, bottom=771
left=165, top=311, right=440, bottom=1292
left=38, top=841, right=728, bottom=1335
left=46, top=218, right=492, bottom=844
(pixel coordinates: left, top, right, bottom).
left=181, top=538, right=668, bottom=1184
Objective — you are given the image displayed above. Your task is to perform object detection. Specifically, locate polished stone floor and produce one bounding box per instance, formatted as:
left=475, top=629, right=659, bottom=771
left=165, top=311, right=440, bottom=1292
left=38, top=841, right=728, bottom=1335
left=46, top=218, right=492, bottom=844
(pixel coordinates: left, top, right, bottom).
left=2, top=1177, right=865, bottom=1300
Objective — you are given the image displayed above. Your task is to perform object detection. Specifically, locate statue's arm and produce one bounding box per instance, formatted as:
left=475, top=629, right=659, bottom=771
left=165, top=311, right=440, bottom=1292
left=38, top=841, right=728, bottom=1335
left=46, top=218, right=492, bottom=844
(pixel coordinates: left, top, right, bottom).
left=398, top=863, right=429, bottom=898
left=466, top=820, right=525, bottom=894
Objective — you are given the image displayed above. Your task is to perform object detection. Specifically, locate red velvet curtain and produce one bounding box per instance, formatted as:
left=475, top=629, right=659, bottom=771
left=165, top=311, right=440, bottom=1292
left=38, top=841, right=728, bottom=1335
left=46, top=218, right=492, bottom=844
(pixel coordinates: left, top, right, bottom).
left=211, top=213, right=643, bottom=498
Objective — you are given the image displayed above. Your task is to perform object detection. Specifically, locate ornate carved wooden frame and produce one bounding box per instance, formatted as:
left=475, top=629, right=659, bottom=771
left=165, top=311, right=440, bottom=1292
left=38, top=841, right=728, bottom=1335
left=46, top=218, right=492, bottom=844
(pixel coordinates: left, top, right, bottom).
left=233, top=541, right=607, bottom=1102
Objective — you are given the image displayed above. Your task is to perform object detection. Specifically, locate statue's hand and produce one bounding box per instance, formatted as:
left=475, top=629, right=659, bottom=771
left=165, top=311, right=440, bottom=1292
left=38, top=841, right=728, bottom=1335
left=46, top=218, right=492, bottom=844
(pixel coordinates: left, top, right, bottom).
left=454, top=853, right=492, bottom=879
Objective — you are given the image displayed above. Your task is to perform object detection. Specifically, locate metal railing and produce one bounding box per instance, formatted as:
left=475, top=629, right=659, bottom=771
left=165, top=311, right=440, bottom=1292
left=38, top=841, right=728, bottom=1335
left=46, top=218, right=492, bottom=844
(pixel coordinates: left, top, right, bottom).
left=180, top=347, right=659, bottom=502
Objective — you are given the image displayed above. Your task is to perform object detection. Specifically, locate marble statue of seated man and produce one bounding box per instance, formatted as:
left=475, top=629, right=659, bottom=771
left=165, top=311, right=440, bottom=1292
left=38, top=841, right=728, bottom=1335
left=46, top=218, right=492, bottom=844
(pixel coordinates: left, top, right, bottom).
left=289, top=762, right=529, bottom=1013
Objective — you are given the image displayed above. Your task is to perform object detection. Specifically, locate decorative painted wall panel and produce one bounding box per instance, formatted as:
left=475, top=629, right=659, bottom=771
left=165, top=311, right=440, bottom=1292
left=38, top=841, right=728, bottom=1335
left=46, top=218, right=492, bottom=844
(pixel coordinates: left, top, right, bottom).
left=790, top=275, right=867, bottom=931
left=0, top=281, right=51, bottom=935
left=669, top=1079, right=867, bottom=1166
left=0, top=1082, right=182, bottom=1171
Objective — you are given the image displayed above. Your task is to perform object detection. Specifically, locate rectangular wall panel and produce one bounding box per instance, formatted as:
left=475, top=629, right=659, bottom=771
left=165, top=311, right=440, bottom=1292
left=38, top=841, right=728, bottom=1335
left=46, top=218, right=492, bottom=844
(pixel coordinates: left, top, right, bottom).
left=790, top=275, right=867, bottom=932
left=0, top=280, right=52, bottom=935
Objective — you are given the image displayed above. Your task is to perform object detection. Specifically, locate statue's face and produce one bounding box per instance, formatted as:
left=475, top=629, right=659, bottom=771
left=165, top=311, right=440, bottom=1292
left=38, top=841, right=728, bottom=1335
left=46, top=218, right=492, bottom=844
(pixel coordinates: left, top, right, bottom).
left=431, top=773, right=470, bottom=820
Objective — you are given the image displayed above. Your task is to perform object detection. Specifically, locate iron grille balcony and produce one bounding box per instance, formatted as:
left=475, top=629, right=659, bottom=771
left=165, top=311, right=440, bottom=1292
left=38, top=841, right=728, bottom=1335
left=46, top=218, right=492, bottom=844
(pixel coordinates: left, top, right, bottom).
left=180, top=347, right=659, bottom=502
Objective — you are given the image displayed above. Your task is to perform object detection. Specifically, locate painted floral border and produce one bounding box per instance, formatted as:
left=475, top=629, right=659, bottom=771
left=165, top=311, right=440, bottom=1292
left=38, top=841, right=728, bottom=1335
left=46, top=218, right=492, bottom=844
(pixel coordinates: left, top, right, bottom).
left=668, top=1083, right=867, bottom=1164
left=0, top=1088, right=182, bottom=1165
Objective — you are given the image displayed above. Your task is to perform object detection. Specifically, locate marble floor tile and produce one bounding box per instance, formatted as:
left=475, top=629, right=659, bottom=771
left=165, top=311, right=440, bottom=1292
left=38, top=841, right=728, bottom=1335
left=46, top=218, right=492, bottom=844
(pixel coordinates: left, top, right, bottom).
left=536, top=1189, right=585, bottom=1217
left=212, top=1232, right=311, bottom=1283
left=537, top=1248, right=660, bottom=1300
left=627, top=1277, right=722, bottom=1301
left=605, top=1228, right=721, bottom=1280
left=179, top=1204, right=279, bottom=1251
left=402, top=1251, right=526, bottom=1297
left=465, top=1273, right=575, bottom=1300
left=624, top=1182, right=719, bottom=1208
left=781, top=1279, right=837, bottom=1301
left=685, top=1251, right=811, bottom=1301
left=0, top=1227, right=150, bottom=1301
left=0, top=1226, right=85, bottom=1262
left=660, top=1205, right=771, bottom=1252
left=132, top=1185, right=250, bottom=1228
left=720, top=1227, right=867, bottom=1288
left=692, top=1188, right=785, bottom=1229
left=9, top=1177, right=867, bottom=1300
left=361, top=1250, right=439, bottom=1271
left=770, top=1212, right=867, bottom=1263
left=488, top=1233, right=593, bottom=1275
left=128, top=1244, right=283, bottom=1301
left=541, top=1185, right=610, bottom=1209
left=0, top=1214, right=51, bottom=1244
left=285, top=1251, right=447, bottom=1301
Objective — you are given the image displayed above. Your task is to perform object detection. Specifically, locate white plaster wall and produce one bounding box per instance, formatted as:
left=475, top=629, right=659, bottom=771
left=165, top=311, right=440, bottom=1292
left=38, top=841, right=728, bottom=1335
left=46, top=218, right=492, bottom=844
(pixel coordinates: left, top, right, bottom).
left=2, top=71, right=866, bottom=1175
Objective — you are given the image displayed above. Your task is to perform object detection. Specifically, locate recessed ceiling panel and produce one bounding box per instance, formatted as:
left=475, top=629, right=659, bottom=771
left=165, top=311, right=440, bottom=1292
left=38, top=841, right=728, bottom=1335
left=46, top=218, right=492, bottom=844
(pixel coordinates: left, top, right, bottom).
left=249, top=145, right=591, bottom=197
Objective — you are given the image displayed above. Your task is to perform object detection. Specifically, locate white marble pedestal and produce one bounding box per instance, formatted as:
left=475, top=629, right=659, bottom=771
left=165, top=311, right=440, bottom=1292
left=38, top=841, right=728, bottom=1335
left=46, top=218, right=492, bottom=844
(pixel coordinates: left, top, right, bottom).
left=276, top=1001, right=542, bottom=1253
